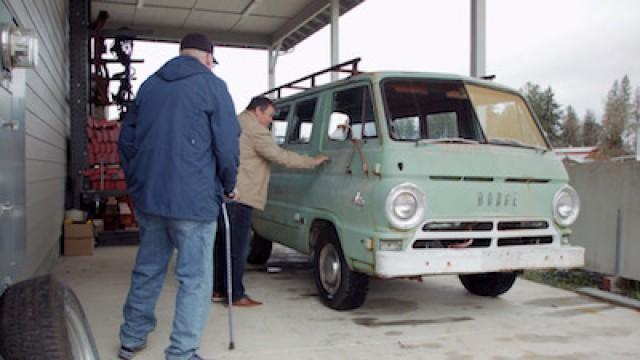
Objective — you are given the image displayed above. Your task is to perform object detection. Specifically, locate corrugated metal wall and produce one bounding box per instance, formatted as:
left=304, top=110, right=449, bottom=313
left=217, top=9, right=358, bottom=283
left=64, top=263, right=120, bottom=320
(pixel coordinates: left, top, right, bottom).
left=6, top=0, right=69, bottom=280
left=566, top=161, right=640, bottom=281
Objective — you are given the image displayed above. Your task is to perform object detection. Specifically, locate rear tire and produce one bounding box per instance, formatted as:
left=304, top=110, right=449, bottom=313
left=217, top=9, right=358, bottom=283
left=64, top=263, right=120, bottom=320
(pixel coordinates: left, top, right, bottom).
left=247, top=230, right=273, bottom=265
left=459, top=272, right=518, bottom=297
left=0, top=275, right=99, bottom=360
left=312, top=225, right=368, bottom=310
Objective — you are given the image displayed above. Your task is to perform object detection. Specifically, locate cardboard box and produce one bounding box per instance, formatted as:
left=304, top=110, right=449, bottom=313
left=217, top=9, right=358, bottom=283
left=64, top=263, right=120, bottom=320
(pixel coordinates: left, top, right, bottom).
left=64, top=223, right=94, bottom=238
left=64, top=237, right=94, bottom=256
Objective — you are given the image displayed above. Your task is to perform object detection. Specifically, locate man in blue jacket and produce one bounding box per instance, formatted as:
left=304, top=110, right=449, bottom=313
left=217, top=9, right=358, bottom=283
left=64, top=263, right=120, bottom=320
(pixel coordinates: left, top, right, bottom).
left=117, top=33, right=240, bottom=360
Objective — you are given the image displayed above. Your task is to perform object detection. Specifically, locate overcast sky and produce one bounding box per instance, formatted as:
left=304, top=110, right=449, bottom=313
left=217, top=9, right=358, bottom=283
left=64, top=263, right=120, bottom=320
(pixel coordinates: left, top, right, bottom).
left=127, top=0, right=640, bottom=121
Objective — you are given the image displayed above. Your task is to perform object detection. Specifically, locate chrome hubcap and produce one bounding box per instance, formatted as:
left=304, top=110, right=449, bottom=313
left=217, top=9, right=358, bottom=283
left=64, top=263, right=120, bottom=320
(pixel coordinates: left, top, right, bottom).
left=319, top=243, right=341, bottom=295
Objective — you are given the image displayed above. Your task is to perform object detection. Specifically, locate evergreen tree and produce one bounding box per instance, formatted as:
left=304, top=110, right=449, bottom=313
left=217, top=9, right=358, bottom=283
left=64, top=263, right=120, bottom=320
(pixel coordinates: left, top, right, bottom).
left=581, top=110, right=600, bottom=146
left=559, top=105, right=580, bottom=147
left=522, top=82, right=563, bottom=146
left=601, top=76, right=631, bottom=157
left=627, top=87, right=640, bottom=154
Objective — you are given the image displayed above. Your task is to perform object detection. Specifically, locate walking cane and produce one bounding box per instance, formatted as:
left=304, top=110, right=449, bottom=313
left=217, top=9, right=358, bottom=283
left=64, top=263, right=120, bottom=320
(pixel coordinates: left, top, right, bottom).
left=221, top=202, right=235, bottom=350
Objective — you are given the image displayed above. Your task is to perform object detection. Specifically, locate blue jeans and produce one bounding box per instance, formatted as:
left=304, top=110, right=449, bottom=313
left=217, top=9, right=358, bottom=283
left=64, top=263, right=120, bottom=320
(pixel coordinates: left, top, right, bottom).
left=120, top=209, right=217, bottom=360
left=213, top=202, right=253, bottom=301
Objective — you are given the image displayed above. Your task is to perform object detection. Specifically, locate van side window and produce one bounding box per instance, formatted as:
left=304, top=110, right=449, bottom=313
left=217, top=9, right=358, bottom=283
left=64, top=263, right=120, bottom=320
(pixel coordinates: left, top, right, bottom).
left=328, top=86, right=377, bottom=141
left=289, top=98, right=317, bottom=144
left=271, top=105, right=290, bottom=145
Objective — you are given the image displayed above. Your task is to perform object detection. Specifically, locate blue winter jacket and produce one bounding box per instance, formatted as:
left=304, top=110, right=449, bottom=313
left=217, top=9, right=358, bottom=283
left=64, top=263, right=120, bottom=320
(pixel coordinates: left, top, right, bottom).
left=118, top=55, right=240, bottom=222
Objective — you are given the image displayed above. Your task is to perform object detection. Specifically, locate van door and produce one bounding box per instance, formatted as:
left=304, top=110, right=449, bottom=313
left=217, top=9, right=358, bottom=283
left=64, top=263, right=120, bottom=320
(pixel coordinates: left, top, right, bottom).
left=255, top=103, right=293, bottom=237
left=319, top=84, right=380, bottom=264
left=278, top=96, right=323, bottom=251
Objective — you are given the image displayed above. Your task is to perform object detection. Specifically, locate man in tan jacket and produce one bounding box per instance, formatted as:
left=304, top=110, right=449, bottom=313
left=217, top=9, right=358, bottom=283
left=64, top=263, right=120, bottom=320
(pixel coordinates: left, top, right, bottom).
left=213, top=96, right=329, bottom=306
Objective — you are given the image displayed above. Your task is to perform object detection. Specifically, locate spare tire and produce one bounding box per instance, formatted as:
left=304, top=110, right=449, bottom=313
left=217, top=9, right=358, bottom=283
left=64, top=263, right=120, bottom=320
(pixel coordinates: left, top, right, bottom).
left=0, top=275, right=99, bottom=360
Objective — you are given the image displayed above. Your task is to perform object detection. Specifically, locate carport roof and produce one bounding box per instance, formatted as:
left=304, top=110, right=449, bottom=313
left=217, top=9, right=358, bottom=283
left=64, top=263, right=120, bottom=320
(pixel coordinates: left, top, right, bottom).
left=92, top=0, right=365, bottom=50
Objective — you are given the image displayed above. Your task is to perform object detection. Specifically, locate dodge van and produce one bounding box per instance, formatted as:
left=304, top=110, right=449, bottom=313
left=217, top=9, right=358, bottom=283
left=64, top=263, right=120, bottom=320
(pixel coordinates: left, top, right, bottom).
left=248, top=59, right=584, bottom=310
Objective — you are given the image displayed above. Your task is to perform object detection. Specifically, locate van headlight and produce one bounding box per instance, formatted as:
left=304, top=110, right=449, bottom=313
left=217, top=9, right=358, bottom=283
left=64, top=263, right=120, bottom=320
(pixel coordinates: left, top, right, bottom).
left=553, top=185, right=580, bottom=226
left=385, top=183, right=425, bottom=230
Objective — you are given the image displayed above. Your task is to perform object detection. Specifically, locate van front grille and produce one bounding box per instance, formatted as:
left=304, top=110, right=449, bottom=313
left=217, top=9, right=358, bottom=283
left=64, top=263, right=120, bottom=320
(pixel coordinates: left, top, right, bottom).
left=413, top=238, right=491, bottom=249
left=497, top=220, right=549, bottom=231
left=412, top=218, right=556, bottom=250
left=497, top=236, right=553, bottom=247
left=423, top=221, right=493, bottom=232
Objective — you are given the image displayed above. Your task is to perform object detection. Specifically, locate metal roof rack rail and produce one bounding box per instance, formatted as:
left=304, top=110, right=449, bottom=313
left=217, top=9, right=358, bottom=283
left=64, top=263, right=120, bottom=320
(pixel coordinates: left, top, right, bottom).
left=262, top=57, right=362, bottom=99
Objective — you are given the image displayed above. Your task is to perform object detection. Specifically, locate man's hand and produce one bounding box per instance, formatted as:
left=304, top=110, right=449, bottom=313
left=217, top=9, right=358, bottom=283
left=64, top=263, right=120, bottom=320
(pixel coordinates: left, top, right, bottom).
left=313, top=155, right=330, bottom=166
left=224, top=188, right=238, bottom=201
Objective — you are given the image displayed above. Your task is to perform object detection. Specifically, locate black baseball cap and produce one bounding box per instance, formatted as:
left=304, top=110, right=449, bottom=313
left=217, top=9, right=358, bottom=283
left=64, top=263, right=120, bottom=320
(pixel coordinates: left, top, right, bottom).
left=180, top=32, right=218, bottom=64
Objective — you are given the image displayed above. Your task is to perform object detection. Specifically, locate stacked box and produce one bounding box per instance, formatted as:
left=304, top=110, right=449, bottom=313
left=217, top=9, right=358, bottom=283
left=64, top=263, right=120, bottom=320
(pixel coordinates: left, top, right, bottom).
left=83, top=166, right=126, bottom=191
left=63, top=222, right=95, bottom=256
left=86, top=116, right=121, bottom=165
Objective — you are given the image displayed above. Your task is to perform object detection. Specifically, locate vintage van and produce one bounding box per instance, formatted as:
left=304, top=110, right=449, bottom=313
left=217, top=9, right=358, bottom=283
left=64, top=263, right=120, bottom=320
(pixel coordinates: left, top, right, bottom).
left=248, top=59, right=585, bottom=310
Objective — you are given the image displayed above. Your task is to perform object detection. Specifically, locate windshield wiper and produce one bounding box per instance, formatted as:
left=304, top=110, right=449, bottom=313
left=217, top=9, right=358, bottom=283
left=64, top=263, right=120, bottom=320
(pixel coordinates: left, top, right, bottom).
left=416, top=137, right=480, bottom=146
left=486, top=138, right=548, bottom=152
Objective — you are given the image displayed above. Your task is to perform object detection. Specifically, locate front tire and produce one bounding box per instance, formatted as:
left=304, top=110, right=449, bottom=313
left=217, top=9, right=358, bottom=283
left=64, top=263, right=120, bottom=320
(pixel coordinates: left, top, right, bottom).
left=459, top=272, right=518, bottom=297
left=0, top=275, right=99, bottom=360
left=312, top=225, right=368, bottom=310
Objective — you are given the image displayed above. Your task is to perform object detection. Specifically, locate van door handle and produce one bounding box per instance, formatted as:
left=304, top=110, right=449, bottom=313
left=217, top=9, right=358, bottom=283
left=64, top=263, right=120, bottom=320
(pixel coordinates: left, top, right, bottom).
left=293, top=213, right=305, bottom=225
left=0, top=201, right=14, bottom=216
left=1, top=121, right=19, bottom=131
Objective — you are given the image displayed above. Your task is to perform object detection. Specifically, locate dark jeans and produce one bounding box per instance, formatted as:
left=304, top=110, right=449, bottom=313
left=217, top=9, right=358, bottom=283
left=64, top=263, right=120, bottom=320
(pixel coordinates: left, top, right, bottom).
left=213, top=202, right=253, bottom=301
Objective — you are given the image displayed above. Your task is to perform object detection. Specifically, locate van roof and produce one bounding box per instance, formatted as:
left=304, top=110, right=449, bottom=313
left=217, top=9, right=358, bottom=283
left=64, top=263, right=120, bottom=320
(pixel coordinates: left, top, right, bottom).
left=272, top=71, right=520, bottom=103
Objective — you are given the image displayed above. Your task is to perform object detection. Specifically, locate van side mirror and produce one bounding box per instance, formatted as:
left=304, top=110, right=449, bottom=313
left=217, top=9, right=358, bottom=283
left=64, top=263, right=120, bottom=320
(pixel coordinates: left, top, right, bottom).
left=328, top=112, right=350, bottom=141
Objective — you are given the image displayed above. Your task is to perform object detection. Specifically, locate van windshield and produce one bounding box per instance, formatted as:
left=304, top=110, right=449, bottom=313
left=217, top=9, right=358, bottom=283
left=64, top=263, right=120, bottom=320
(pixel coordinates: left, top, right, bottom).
left=382, top=79, right=548, bottom=150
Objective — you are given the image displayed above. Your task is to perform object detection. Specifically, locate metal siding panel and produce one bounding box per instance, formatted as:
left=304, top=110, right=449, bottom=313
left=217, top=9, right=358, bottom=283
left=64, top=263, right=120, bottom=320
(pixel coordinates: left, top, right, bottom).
left=25, top=193, right=64, bottom=262
left=567, top=162, right=625, bottom=275
left=26, top=74, right=68, bottom=132
left=25, top=135, right=65, bottom=163
left=25, top=111, right=66, bottom=148
left=26, top=177, right=65, bottom=209
left=620, top=162, right=640, bottom=281
left=5, top=0, right=68, bottom=285
left=26, top=158, right=66, bottom=183
left=11, top=1, right=67, bottom=94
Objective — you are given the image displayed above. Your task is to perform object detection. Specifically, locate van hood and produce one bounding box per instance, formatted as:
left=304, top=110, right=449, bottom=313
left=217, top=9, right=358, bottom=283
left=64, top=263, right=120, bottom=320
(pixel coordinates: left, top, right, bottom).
left=383, top=143, right=567, bottom=182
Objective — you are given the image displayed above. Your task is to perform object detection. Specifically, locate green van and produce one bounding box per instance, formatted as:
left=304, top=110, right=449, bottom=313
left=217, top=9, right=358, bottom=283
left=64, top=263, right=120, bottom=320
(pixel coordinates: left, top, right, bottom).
left=248, top=60, right=584, bottom=310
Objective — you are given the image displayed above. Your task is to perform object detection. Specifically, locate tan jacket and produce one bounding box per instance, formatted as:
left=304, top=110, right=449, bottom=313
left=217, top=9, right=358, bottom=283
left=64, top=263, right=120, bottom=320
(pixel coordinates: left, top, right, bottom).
left=235, top=110, right=317, bottom=210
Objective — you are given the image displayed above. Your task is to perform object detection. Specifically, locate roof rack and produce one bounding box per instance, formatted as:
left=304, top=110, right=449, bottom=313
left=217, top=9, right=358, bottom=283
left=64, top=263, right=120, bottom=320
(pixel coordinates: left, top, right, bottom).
left=262, top=57, right=362, bottom=99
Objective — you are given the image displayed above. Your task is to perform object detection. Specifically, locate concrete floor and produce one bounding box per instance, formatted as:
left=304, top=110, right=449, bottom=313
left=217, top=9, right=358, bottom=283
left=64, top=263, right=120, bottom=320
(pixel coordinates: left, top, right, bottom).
left=53, top=245, right=640, bottom=360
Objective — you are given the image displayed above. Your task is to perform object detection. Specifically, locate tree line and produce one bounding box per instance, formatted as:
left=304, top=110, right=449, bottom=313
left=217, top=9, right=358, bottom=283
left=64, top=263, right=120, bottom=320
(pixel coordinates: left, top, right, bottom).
left=522, top=75, right=640, bottom=157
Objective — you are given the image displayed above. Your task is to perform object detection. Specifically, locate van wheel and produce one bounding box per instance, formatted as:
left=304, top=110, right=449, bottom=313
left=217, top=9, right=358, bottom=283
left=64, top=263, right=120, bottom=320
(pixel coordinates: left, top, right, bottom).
left=247, top=230, right=273, bottom=265
left=0, top=275, right=99, bottom=360
left=459, top=272, right=518, bottom=297
left=312, top=226, right=368, bottom=310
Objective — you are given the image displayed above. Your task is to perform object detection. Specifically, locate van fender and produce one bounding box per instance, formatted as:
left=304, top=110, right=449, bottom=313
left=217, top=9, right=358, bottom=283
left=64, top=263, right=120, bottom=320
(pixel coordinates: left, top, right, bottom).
left=307, top=210, right=375, bottom=274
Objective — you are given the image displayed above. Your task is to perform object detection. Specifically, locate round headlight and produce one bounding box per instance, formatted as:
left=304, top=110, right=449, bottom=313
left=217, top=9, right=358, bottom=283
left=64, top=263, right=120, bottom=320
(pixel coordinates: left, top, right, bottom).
left=393, top=192, right=418, bottom=219
left=553, top=185, right=580, bottom=226
left=385, top=183, right=425, bottom=230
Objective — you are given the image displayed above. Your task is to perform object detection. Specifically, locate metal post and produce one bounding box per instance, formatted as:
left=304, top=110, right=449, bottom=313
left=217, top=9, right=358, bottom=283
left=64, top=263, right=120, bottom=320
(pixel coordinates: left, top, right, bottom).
left=636, top=123, right=640, bottom=161
left=470, top=0, right=486, bottom=78
left=330, top=0, right=339, bottom=82
left=69, top=0, right=90, bottom=208
left=268, top=42, right=281, bottom=94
